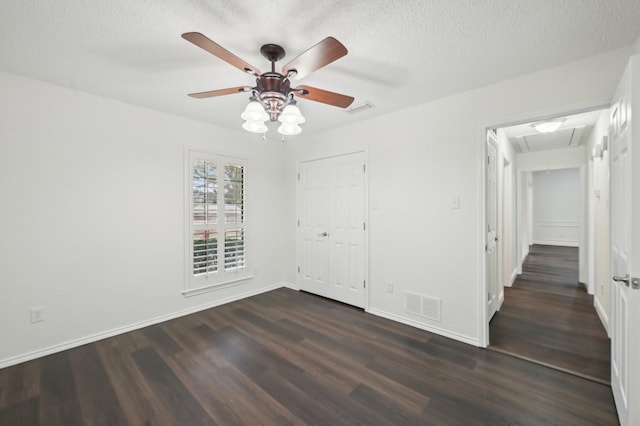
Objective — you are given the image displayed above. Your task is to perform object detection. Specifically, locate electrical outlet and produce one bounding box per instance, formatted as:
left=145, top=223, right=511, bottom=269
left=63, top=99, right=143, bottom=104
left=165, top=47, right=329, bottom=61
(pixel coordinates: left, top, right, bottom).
left=385, top=281, right=394, bottom=293
left=30, top=306, right=45, bottom=323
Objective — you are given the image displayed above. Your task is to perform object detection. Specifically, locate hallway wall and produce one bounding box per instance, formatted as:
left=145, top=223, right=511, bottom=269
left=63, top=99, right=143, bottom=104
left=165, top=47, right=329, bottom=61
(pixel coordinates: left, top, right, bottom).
left=586, top=109, right=612, bottom=332
left=532, top=168, right=581, bottom=246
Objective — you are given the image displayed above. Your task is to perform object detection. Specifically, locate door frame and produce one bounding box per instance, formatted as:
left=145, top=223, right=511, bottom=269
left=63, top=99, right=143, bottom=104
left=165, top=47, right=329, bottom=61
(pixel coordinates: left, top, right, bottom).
left=477, top=99, right=611, bottom=347
left=486, top=131, right=500, bottom=321
left=295, top=150, right=370, bottom=311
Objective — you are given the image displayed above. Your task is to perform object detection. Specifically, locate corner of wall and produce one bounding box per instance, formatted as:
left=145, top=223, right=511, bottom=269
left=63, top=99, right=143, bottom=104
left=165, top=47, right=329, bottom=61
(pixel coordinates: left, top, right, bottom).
left=594, top=296, right=610, bottom=337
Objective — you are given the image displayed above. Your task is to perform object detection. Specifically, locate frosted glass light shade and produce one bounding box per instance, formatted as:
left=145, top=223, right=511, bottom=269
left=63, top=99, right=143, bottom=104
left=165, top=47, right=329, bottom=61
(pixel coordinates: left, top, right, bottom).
left=278, top=105, right=305, bottom=124
left=241, top=101, right=269, bottom=122
left=533, top=120, right=562, bottom=133
left=242, top=120, right=268, bottom=133
left=277, top=122, right=302, bottom=136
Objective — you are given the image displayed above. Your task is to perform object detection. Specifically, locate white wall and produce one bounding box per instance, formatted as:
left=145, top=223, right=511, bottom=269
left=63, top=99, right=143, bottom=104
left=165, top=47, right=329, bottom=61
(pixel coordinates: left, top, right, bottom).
left=0, top=71, right=288, bottom=366
left=517, top=171, right=533, bottom=268
left=531, top=169, right=581, bottom=246
left=586, top=109, right=611, bottom=332
left=285, top=46, right=633, bottom=346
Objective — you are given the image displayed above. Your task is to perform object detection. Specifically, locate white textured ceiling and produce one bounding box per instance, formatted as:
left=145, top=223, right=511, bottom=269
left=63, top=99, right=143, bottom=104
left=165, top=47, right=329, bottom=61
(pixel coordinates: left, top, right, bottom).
left=1, top=1, right=639, bottom=135
left=503, top=109, right=605, bottom=153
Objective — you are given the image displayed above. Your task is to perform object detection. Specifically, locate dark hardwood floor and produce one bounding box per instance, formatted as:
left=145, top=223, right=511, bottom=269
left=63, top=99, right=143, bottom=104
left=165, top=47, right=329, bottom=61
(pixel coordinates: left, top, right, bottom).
left=489, top=244, right=611, bottom=385
left=1, top=286, right=618, bottom=425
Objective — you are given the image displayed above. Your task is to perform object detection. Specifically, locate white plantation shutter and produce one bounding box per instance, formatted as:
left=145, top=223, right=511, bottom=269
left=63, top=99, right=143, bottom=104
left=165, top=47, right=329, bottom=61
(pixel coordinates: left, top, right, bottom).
left=223, top=163, right=246, bottom=272
left=185, top=150, right=249, bottom=293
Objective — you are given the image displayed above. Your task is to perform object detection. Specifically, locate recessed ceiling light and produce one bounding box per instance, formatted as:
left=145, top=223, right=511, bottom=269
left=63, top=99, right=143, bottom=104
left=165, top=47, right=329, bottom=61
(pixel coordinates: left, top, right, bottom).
left=532, top=119, right=564, bottom=133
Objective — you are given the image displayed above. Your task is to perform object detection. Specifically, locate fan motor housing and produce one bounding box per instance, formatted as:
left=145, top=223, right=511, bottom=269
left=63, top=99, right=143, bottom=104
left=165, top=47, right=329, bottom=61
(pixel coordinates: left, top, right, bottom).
left=256, top=72, right=291, bottom=120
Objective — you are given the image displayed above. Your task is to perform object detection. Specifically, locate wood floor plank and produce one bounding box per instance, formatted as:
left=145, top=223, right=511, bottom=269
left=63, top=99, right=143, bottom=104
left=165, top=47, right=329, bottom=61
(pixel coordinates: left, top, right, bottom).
left=0, top=396, right=39, bottom=425
left=252, top=369, right=347, bottom=425
left=39, top=352, right=83, bottom=425
left=194, top=324, right=268, bottom=377
left=166, top=348, right=302, bottom=425
left=0, top=358, right=39, bottom=409
left=131, top=347, right=211, bottom=425
left=95, top=334, right=175, bottom=426
left=138, top=323, right=183, bottom=356
left=349, top=383, right=423, bottom=426
left=69, top=344, right=128, bottom=425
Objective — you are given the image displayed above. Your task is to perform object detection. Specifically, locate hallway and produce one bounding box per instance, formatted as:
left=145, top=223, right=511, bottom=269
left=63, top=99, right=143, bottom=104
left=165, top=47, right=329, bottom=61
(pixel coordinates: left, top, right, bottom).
left=489, top=244, right=611, bottom=384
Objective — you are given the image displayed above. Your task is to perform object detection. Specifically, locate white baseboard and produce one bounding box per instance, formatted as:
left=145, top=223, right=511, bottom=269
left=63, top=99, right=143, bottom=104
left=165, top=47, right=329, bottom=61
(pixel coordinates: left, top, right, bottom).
left=367, top=308, right=480, bottom=347
left=504, top=268, right=518, bottom=287
left=0, top=282, right=289, bottom=369
left=518, top=251, right=528, bottom=275
left=594, top=296, right=610, bottom=337
left=281, top=282, right=299, bottom=291
left=532, top=239, right=579, bottom=247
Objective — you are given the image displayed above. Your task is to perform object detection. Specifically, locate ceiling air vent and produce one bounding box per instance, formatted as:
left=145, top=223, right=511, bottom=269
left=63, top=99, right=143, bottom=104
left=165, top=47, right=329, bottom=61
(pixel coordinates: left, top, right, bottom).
left=346, top=101, right=375, bottom=114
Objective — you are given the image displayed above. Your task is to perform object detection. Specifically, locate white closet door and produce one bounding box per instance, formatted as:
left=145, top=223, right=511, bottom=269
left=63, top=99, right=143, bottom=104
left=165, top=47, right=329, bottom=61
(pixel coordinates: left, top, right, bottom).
left=298, top=152, right=366, bottom=308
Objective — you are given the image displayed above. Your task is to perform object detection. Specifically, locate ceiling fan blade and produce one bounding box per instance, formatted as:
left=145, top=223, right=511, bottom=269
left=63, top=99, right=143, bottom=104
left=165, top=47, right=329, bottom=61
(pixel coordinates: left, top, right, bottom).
left=294, top=85, right=354, bottom=108
left=282, top=37, right=347, bottom=80
left=182, top=32, right=261, bottom=76
left=188, top=86, right=253, bottom=99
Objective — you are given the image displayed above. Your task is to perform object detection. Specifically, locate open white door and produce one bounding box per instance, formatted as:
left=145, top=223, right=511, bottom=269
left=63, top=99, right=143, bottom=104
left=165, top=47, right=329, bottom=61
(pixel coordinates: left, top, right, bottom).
left=486, top=131, right=499, bottom=320
left=298, top=152, right=367, bottom=308
left=610, top=55, right=640, bottom=426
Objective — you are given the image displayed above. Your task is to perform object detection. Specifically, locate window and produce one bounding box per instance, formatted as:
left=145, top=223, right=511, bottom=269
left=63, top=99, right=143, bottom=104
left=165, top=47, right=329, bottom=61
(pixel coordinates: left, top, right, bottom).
left=186, top=150, right=248, bottom=293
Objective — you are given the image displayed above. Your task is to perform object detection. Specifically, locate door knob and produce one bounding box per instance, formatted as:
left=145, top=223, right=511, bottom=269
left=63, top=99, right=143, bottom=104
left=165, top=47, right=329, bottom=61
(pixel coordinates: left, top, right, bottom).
left=319, top=232, right=329, bottom=237
left=613, top=274, right=630, bottom=286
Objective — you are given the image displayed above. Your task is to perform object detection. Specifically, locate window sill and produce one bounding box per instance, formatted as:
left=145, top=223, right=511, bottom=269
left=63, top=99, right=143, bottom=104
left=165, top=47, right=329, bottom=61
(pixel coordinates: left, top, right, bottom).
left=183, top=274, right=253, bottom=297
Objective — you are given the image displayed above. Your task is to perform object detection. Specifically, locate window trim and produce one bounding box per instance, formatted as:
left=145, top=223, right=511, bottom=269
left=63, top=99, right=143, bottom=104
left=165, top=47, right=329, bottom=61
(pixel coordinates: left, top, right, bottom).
left=183, top=148, right=251, bottom=295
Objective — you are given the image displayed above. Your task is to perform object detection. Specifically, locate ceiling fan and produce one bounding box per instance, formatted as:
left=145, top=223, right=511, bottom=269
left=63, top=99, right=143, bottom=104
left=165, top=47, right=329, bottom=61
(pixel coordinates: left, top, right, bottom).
left=182, top=32, right=355, bottom=135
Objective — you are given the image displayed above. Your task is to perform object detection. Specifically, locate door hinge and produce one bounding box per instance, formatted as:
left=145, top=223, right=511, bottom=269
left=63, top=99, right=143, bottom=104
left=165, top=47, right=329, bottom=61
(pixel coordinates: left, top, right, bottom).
left=488, top=292, right=491, bottom=301
left=297, top=266, right=300, bottom=273
left=363, top=164, right=366, bottom=173
left=297, top=173, right=300, bottom=181
left=297, top=219, right=300, bottom=227
left=364, top=280, right=366, bottom=288
left=363, top=222, right=366, bottom=231
left=487, top=156, right=490, bottom=164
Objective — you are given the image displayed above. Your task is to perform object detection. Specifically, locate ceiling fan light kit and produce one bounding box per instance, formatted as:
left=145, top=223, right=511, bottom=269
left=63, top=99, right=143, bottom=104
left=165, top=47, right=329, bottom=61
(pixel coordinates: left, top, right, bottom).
left=242, top=119, right=268, bottom=134
left=240, top=100, right=270, bottom=122
left=277, top=122, right=302, bottom=136
left=182, top=32, right=355, bottom=137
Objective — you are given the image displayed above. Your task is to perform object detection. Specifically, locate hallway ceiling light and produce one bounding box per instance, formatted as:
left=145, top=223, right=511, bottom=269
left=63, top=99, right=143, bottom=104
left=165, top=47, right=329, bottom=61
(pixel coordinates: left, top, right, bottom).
left=532, top=119, right=563, bottom=133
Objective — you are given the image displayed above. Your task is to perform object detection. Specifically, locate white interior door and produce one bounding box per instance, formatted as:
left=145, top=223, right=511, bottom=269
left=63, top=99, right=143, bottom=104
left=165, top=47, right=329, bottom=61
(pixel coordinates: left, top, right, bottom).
left=486, top=132, right=499, bottom=320
left=299, top=160, right=331, bottom=298
left=298, top=152, right=367, bottom=308
left=610, top=55, right=640, bottom=426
